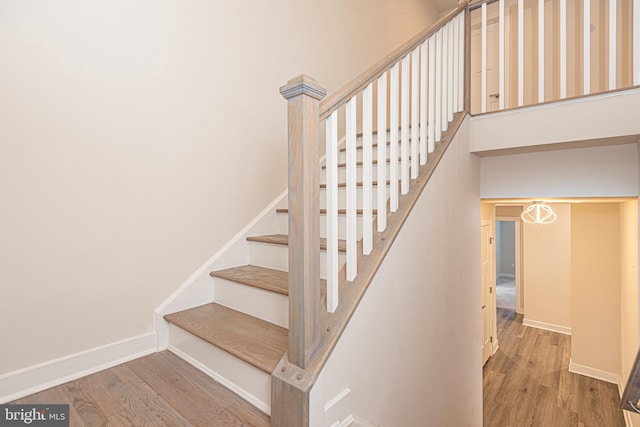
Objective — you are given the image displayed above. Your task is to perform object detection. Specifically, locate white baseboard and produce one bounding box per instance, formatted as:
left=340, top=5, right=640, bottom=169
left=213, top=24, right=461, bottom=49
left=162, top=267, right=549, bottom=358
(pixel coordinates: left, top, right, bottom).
left=498, top=273, right=515, bottom=279
left=619, top=378, right=634, bottom=427
left=0, top=332, right=157, bottom=404
left=569, top=359, right=620, bottom=385
left=351, top=415, right=380, bottom=426
left=325, top=388, right=352, bottom=427
left=522, top=318, right=571, bottom=335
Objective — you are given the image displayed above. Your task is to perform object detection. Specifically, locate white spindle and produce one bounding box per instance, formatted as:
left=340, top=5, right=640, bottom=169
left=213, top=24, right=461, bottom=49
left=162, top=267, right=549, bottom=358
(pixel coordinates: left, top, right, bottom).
left=428, top=35, right=436, bottom=151
left=390, top=63, right=399, bottom=212
left=609, top=0, right=617, bottom=90
left=453, top=17, right=459, bottom=114
left=435, top=29, right=442, bottom=142
left=442, top=24, right=449, bottom=131
left=420, top=42, right=428, bottom=165
left=635, top=0, right=640, bottom=85
left=345, top=97, right=357, bottom=282
left=401, top=55, right=410, bottom=194
left=411, top=47, right=419, bottom=179
left=377, top=73, right=387, bottom=232
left=584, top=0, right=591, bottom=94
left=447, top=22, right=454, bottom=122
left=325, top=111, right=339, bottom=313
left=518, top=0, right=524, bottom=105
left=362, top=83, right=373, bottom=256
left=459, top=13, right=464, bottom=110
left=538, top=0, right=544, bottom=103
left=560, top=0, right=567, bottom=98
left=482, top=3, right=487, bottom=113
left=499, top=0, right=505, bottom=109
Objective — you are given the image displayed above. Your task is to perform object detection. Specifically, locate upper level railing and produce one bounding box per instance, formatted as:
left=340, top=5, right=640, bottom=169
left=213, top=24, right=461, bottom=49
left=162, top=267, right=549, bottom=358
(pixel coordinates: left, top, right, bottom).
left=469, top=0, right=639, bottom=114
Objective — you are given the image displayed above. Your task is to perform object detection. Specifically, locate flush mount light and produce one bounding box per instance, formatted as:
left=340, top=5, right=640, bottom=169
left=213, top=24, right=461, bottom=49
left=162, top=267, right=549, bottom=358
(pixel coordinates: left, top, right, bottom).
left=521, top=201, right=557, bottom=225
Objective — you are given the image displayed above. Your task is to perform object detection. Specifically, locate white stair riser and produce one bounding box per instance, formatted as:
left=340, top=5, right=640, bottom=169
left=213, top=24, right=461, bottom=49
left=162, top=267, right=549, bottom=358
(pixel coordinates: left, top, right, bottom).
left=248, top=242, right=346, bottom=279
left=276, top=213, right=367, bottom=240
left=213, top=277, right=288, bottom=328
left=334, top=140, right=414, bottom=164
left=320, top=162, right=414, bottom=184
left=319, top=185, right=392, bottom=210
left=168, top=325, right=271, bottom=414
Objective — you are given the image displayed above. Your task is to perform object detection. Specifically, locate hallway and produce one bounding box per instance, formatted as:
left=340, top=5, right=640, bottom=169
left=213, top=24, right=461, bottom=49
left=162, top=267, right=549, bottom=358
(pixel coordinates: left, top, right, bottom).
left=483, top=308, right=626, bottom=426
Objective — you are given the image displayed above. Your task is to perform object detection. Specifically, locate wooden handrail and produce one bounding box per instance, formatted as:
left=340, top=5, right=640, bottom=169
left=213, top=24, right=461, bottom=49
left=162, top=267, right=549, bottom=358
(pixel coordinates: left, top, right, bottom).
left=318, top=2, right=467, bottom=122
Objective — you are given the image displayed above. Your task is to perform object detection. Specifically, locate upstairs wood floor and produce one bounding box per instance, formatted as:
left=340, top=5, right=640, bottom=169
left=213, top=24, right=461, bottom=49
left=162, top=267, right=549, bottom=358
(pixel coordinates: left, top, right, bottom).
left=484, top=308, right=626, bottom=427
left=11, top=351, right=270, bottom=426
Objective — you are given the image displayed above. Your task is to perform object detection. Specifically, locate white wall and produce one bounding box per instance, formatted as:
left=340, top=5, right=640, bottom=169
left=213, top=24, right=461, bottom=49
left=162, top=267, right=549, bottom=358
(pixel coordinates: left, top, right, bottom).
left=620, top=200, right=640, bottom=426
left=498, top=221, right=515, bottom=277
left=480, top=143, right=639, bottom=199
left=0, top=0, right=439, bottom=375
left=318, top=118, right=482, bottom=426
left=570, top=204, right=621, bottom=378
left=523, top=204, right=572, bottom=333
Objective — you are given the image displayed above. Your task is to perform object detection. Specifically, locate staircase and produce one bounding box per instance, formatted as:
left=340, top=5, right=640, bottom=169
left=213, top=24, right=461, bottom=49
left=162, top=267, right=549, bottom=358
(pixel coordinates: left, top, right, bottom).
left=162, top=134, right=398, bottom=419
left=156, top=4, right=468, bottom=424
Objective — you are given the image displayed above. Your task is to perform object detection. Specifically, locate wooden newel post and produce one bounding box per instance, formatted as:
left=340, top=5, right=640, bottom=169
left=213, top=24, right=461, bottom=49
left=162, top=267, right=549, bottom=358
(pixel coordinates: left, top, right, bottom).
left=280, top=75, right=326, bottom=369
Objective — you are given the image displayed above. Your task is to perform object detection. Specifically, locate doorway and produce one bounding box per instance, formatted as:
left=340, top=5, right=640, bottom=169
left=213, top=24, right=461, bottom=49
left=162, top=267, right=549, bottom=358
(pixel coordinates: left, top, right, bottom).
left=496, top=214, right=523, bottom=315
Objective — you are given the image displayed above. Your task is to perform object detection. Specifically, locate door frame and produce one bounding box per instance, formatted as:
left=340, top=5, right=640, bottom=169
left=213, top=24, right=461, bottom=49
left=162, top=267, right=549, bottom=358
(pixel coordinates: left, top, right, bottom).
left=496, top=215, right=523, bottom=314
left=481, top=219, right=497, bottom=363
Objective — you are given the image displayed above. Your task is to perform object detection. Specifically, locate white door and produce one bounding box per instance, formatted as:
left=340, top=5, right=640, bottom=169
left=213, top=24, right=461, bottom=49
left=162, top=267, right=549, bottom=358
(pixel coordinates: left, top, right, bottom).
left=471, top=17, right=500, bottom=113
left=481, top=222, right=493, bottom=365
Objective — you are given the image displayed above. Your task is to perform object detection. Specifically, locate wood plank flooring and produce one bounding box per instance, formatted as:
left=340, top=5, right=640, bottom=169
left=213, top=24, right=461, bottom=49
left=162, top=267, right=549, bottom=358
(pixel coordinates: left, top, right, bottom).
left=484, top=308, right=626, bottom=426
left=12, top=351, right=270, bottom=426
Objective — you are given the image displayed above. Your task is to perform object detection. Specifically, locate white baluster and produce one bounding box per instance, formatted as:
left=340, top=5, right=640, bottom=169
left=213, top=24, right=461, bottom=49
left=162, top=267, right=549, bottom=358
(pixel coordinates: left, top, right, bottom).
left=482, top=3, right=487, bottom=113
left=325, top=111, right=339, bottom=313
left=538, top=0, right=544, bottom=102
left=584, top=0, right=591, bottom=94
left=518, top=0, right=524, bottom=106
left=346, top=97, right=357, bottom=282
left=453, top=16, right=459, bottom=114
left=428, top=35, right=436, bottom=151
left=609, top=0, right=617, bottom=90
left=420, top=41, right=428, bottom=165
left=459, top=13, right=465, bottom=111
left=442, top=24, right=449, bottom=131
left=363, top=83, right=373, bottom=256
left=635, top=0, right=640, bottom=85
left=499, top=0, right=505, bottom=109
left=411, top=47, right=419, bottom=179
left=401, top=55, right=410, bottom=194
left=390, top=63, right=399, bottom=212
left=560, top=0, right=567, bottom=98
left=377, top=72, right=387, bottom=232
left=448, top=22, right=454, bottom=122
left=435, top=29, right=442, bottom=141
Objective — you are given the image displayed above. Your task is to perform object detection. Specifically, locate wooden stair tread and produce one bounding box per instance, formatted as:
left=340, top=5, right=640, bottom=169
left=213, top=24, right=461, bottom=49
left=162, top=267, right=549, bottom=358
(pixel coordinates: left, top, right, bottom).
left=339, top=140, right=393, bottom=152
left=275, top=208, right=377, bottom=215
left=319, top=180, right=390, bottom=189
left=164, top=303, right=287, bottom=374
left=247, top=234, right=347, bottom=252
left=322, top=157, right=412, bottom=169
left=210, top=265, right=289, bottom=295
left=210, top=264, right=327, bottom=297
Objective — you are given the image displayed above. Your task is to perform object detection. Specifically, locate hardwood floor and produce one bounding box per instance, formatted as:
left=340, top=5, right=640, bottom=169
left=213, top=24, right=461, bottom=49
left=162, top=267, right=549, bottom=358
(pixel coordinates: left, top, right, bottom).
left=11, top=351, right=270, bottom=426
left=484, top=308, right=626, bottom=427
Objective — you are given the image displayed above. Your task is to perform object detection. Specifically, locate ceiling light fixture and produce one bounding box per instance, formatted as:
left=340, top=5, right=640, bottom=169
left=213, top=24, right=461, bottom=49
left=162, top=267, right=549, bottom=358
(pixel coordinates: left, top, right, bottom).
left=521, top=201, right=557, bottom=225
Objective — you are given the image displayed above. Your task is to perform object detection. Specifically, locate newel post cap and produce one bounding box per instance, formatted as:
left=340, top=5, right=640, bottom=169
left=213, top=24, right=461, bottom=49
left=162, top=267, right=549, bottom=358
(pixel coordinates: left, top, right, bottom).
left=280, top=74, right=327, bottom=101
